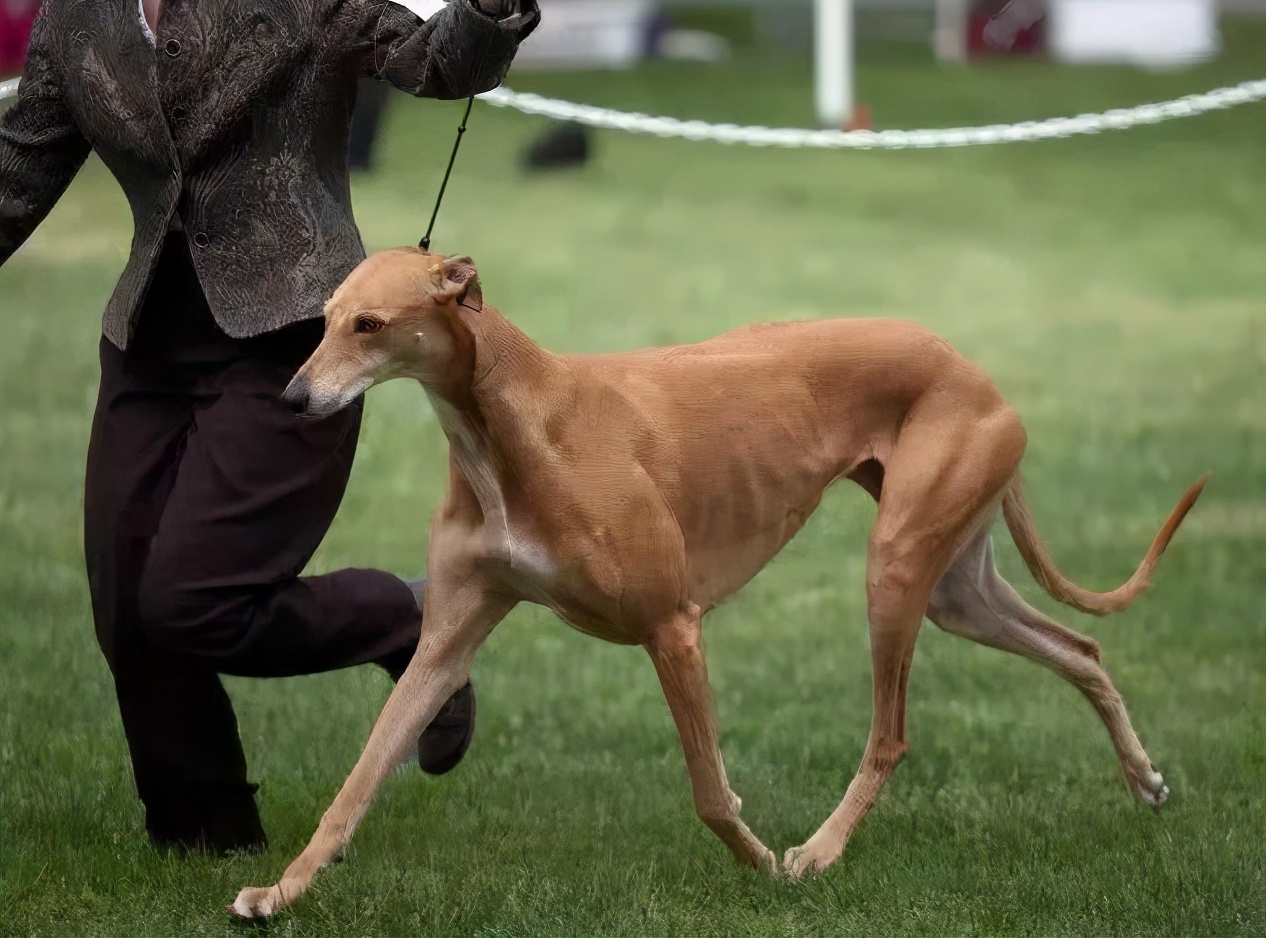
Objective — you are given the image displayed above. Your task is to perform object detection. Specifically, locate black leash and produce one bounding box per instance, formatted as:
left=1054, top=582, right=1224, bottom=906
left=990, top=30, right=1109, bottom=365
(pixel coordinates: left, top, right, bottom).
left=418, top=15, right=510, bottom=252
left=419, top=92, right=477, bottom=252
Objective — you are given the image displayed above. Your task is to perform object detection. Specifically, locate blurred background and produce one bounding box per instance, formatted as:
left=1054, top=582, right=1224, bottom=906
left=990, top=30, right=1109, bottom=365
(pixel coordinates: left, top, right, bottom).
left=1, top=1, right=1263, bottom=935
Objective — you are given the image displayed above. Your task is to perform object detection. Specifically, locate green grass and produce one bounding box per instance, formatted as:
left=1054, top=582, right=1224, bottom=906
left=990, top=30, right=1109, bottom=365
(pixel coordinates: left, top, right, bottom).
left=3, top=24, right=1266, bottom=937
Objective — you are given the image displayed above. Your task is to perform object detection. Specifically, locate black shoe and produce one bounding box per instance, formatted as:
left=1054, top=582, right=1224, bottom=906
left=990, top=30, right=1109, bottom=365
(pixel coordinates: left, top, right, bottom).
left=521, top=122, right=591, bottom=171
left=146, top=784, right=268, bottom=857
left=417, top=680, right=477, bottom=776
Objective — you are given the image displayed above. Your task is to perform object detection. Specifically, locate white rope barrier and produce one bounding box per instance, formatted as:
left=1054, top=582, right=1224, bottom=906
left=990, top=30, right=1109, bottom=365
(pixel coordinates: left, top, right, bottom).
left=477, top=79, right=1266, bottom=149
left=5, top=74, right=1264, bottom=150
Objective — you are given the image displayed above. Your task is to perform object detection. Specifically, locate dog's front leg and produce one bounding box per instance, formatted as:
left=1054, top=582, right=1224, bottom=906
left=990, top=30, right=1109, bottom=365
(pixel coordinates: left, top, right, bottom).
left=230, top=580, right=514, bottom=919
left=647, top=609, right=776, bottom=875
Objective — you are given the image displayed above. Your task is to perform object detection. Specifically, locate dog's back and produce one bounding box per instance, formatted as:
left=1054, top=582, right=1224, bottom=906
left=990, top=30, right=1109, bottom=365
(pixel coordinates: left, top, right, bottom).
left=549, top=317, right=1010, bottom=606
left=581, top=317, right=1002, bottom=431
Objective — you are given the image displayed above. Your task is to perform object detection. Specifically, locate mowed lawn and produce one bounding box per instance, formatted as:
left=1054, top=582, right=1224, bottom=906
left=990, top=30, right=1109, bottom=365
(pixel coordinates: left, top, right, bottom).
left=2, top=23, right=1265, bottom=938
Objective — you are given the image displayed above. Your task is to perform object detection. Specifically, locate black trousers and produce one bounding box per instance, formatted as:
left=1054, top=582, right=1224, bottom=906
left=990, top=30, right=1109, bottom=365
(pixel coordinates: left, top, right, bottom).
left=84, top=235, right=421, bottom=851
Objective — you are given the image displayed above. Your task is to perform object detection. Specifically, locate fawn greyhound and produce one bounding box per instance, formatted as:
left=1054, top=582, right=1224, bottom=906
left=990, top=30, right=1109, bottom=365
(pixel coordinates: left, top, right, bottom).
left=231, top=249, right=1206, bottom=918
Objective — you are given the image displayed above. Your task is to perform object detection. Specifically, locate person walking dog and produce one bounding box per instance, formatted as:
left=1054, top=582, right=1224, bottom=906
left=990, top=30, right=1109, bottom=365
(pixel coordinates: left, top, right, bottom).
left=0, top=0, right=538, bottom=855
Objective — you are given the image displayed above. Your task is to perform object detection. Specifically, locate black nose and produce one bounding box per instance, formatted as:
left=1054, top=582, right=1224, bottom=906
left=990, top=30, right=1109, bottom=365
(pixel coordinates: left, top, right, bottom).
left=282, top=376, right=310, bottom=415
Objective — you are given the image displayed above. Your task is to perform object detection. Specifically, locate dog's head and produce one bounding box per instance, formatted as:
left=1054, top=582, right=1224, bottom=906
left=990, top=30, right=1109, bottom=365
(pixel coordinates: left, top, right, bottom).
left=283, top=248, right=483, bottom=417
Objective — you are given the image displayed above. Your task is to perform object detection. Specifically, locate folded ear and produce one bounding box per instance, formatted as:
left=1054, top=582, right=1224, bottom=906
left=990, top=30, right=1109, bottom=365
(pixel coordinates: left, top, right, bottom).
left=435, top=254, right=482, bottom=311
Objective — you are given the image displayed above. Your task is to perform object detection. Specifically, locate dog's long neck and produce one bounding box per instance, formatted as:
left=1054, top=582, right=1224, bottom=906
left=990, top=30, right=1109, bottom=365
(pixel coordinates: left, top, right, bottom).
left=424, top=306, right=561, bottom=526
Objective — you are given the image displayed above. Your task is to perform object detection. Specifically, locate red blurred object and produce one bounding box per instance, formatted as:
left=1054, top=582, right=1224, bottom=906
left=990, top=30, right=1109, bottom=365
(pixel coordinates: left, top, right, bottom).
left=0, top=0, right=41, bottom=78
left=967, top=15, right=1046, bottom=58
left=844, top=104, right=872, bottom=132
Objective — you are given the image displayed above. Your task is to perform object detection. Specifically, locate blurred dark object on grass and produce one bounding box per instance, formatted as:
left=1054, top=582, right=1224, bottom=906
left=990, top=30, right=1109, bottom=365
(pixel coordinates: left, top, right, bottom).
left=521, top=122, right=591, bottom=171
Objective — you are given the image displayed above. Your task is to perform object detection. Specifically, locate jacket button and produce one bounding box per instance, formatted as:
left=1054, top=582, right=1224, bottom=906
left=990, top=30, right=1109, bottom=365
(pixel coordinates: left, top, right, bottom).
left=192, top=232, right=210, bottom=248
left=164, top=38, right=181, bottom=56
left=171, top=105, right=187, bottom=120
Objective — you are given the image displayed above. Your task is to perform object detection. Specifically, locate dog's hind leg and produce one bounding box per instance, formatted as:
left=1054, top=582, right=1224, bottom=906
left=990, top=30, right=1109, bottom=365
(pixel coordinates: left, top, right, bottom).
left=231, top=578, right=515, bottom=919
left=784, top=408, right=1021, bottom=878
left=927, top=530, right=1168, bottom=808
left=647, top=606, right=777, bottom=874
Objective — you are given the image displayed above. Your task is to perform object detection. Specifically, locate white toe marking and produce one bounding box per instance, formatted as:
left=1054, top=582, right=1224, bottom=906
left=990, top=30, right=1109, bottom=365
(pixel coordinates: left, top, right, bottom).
left=231, top=895, right=255, bottom=918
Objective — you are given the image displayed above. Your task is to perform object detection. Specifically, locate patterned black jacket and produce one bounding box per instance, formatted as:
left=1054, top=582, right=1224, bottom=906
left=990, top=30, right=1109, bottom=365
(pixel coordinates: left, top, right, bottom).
left=0, top=0, right=537, bottom=347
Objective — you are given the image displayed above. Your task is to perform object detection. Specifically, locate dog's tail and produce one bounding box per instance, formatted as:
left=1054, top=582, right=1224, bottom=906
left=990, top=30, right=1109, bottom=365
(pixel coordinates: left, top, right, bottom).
left=1001, top=472, right=1209, bottom=617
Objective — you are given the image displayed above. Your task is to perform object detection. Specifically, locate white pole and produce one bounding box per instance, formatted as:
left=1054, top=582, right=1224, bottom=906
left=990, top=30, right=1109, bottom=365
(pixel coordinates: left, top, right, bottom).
left=814, top=0, right=854, bottom=127
left=934, top=0, right=970, bottom=64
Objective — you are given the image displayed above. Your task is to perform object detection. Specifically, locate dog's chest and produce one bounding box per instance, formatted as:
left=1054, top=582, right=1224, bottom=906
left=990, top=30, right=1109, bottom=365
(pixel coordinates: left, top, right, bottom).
left=494, top=526, right=643, bottom=646
left=503, top=531, right=559, bottom=584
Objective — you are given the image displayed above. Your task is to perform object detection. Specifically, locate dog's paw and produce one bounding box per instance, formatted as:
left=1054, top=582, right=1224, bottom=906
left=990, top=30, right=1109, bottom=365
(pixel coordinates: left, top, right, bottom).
left=727, top=839, right=777, bottom=876
left=782, top=847, right=809, bottom=879
left=752, top=845, right=778, bottom=877
left=1132, top=767, right=1169, bottom=813
left=782, top=846, right=820, bottom=880
left=782, top=837, right=842, bottom=880
left=229, top=885, right=280, bottom=920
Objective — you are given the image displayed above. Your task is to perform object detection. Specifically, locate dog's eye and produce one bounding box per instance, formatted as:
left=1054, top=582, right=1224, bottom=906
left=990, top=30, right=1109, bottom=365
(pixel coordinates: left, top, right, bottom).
left=354, top=316, right=384, bottom=335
